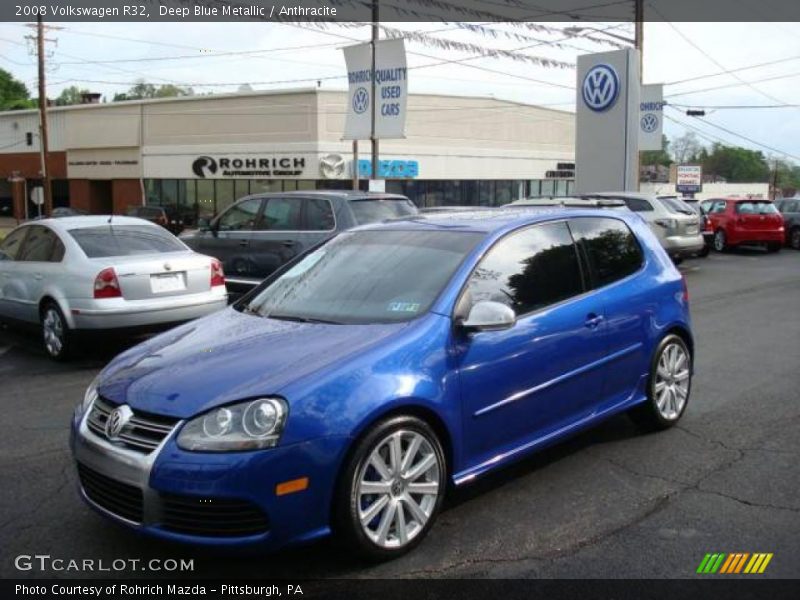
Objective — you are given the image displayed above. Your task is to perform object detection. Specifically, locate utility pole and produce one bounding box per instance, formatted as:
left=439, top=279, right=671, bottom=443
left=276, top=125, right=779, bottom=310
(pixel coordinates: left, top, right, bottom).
left=634, top=0, right=644, bottom=191
left=370, top=0, right=379, bottom=188
left=35, top=14, right=53, bottom=217
left=352, top=140, right=360, bottom=190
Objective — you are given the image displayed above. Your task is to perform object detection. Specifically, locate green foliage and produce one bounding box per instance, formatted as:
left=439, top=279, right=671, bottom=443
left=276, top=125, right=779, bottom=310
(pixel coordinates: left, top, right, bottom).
left=702, top=143, right=770, bottom=182
left=0, top=68, right=34, bottom=110
left=113, top=80, right=194, bottom=101
left=641, top=134, right=672, bottom=167
left=54, top=86, right=91, bottom=106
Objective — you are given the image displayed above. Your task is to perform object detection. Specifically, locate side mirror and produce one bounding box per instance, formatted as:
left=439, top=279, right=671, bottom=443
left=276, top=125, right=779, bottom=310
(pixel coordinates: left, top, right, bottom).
left=460, top=300, right=516, bottom=332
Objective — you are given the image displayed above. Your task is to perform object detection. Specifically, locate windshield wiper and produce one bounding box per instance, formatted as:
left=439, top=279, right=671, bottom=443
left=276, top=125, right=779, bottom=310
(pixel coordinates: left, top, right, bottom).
left=267, top=313, right=343, bottom=325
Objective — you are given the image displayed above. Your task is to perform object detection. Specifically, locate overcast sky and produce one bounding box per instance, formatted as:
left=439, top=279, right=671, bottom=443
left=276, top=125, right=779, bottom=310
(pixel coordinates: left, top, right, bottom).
left=1, top=20, right=798, bottom=161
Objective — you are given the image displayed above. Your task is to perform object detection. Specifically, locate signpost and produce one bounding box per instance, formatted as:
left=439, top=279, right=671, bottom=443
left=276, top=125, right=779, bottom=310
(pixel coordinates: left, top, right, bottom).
left=575, top=48, right=641, bottom=193
left=676, top=165, right=703, bottom=195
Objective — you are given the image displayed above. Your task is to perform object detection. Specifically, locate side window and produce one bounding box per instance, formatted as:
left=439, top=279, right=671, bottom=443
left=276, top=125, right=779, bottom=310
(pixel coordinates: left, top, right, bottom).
left=51, top=236, right=66, bottom=262
left=624, top=197, right=654, bottom=212
left=0, top=227, right=28, bottom=261
left=710, top=201, right=727, bottom=214
left=570, top=217, right=644, bottom=288
left=304, top=198, right=335, bottom=231
left=255, top=198, right=302, bottom=231
left=18, top=226, right=57, bottom=262
left=464, top=221, right=584, bottom=316
left=217, top=198, right=262, bottom=231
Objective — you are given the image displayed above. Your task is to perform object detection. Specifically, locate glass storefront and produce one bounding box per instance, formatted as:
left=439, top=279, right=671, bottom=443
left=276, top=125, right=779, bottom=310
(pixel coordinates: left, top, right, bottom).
left=142, top=178, right=575, bottom=222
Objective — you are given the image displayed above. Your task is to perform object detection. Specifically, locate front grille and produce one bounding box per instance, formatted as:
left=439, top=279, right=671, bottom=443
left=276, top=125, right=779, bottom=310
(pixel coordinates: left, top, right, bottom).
left=159, top=493, right=270, bottom=537
left=86, top=396, right=179, bottom=453
left=77, top=463, right=143, bottom=523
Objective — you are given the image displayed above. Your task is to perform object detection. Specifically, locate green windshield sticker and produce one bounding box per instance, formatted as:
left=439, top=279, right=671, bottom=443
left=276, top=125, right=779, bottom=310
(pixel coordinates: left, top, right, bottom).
left=388, top=302, right=421, bottom=313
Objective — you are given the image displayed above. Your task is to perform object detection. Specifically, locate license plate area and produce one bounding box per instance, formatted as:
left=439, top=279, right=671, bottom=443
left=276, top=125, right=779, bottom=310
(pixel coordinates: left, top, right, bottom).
left=686, top=226, right=698, bottom=235
left=150, top=272, right=186, bottom=293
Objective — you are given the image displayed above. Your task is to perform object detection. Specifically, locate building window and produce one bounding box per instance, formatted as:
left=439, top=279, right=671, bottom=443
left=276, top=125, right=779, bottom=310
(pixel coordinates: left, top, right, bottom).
left=251, top=179, right=282, bottom=194
left=196, top=179, right=215, bottom=219
left=234, top=179, right=250, bottom=201
left=215, top=180, right=235, bottom=215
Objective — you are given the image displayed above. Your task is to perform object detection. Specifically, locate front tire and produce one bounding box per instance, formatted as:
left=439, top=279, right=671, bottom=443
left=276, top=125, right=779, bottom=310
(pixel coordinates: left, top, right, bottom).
left=41, top=301, right=71, bottom=361
left=334, top=415, right=447, bottom=561
left=629, top=334, right=692, bottom=431
left=713, top=229, right=728, bottom=252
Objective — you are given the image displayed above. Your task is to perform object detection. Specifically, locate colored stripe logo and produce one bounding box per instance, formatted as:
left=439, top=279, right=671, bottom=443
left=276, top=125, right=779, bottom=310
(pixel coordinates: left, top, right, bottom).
left=697, top=553, right=773, bottom=574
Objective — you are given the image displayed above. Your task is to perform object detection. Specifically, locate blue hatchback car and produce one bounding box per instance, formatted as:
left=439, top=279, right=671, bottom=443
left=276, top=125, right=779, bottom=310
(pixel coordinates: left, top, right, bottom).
left=71, top=208, right=693, bottom=560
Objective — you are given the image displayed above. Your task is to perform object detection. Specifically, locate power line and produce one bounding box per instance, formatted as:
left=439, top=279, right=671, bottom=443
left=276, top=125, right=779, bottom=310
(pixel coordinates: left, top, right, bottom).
left=670, top=103, right=800, bottom=110
left=664, top=54, right=800, bottom=86
left=666, top=69, right=800, bottom=98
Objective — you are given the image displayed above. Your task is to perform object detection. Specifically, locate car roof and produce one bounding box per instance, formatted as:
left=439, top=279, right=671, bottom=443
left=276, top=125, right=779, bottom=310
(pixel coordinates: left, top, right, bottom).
left=240, top=190, right=410, bottom=202
left=22, top=215, right=157, bottom=232
left=356, top=207, right=634, bottom=234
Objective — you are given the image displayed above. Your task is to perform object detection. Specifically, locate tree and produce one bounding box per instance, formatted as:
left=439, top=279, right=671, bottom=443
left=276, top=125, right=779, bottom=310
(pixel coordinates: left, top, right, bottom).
left=641, top=134, right=672, bottom=167
left=113, top=80, right=193, bottom=101
left=54, top=85, right=91, bottom=106
left=0, top=68, right=34, bottom=110
left=702, top=144, right=770, bottom=182
left=671, top=132, right=704, bottom=164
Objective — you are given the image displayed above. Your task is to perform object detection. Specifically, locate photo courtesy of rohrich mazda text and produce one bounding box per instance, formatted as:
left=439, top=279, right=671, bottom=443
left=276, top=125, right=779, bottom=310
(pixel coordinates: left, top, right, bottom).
left=0, top=1, right=798, bottom=599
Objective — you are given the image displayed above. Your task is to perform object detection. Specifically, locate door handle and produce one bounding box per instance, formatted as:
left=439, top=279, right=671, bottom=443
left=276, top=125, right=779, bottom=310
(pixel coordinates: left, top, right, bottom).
left=34, top=273, right=43, bottom=281
left=238, top=240, right=250, bottom=247
left=281, top=240, right=297, bottom=247
left=585, top=314, right=604, bottom=329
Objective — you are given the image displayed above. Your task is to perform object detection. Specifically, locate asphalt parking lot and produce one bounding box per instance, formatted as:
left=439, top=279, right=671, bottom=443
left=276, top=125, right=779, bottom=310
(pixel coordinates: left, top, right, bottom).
left=0, top=248, right=798, bottom=580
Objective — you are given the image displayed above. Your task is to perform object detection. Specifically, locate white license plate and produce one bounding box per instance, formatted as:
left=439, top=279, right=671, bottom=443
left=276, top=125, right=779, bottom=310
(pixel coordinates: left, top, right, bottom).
left=150, top=272, right=186, bottom=293
left=686, top=226, right=698, bottom=235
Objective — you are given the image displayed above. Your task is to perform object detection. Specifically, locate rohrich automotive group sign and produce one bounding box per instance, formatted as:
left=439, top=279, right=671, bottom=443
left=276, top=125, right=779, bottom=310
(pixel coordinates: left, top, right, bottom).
left=189, top=155, right=306, bottom=178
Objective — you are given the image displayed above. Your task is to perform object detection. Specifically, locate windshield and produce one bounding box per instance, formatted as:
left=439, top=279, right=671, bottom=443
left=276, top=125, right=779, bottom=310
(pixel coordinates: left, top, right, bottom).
left=658, top=197, right=695, bottom=215
left=240, top=229, right=482, bottom=324
left=736, top=201, right=779, bottom=215
left=69, top=225, right=186, bottom=258
left=349, top=198, right=417, bottom=225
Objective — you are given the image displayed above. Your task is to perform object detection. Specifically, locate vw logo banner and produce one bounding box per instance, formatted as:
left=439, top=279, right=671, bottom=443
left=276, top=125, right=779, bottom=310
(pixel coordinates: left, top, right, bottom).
left=582, top=64, right=620, bottom=112
left=639, top=83, right=665, bottom=151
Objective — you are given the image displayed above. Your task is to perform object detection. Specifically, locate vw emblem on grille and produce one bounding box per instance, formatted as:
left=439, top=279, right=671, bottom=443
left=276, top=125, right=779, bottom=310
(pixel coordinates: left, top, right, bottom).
left=105, top=405, right=133, bottom=440
left=352, top=87, right=369, bottom=114
left=163, top=262, right=172, bottom=271
left=582, top=64, right=619, bottom=112
left=641, top=112, right=659, bottom=133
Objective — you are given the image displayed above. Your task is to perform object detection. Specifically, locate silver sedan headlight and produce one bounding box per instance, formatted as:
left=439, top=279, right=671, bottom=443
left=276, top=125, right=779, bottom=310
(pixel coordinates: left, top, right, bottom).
left=177, top=398, right=288, bottom=452
left=75, top=377, right=99, bottom=419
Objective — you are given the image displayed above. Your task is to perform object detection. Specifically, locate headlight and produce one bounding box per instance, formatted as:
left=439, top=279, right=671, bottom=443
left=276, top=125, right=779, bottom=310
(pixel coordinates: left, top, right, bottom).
left=177, top=398, right=288, bottom=452
left=75, top=377, right=99, bottom=419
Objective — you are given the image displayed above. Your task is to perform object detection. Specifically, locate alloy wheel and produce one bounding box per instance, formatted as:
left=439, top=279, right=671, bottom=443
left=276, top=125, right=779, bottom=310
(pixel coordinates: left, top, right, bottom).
left=713, top=230, right=726, bottom=252
left=42, top=308, right=64, bottom=357
left=653, top=342, right=690, bottom=421
left=356, top=430, right=441, bottom=549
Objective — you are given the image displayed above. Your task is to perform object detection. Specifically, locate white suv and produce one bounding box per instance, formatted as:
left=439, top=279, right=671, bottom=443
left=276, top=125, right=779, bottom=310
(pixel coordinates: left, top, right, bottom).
left=587, top=193, right=705, bottom=262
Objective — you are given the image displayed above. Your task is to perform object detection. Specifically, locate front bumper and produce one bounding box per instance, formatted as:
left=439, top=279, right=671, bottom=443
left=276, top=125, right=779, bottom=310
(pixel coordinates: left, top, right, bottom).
left=661, top=233, right=706, bottom=257
left=70, top=405, right=348, bottom=550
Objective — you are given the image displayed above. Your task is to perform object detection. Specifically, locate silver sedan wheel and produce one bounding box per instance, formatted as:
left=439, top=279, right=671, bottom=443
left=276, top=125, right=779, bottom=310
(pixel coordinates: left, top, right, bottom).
left=357, top=430, right=440, bottom=549
left=42, top=307, right=64, bottom=357
left=654, top=342, right=690, bottom=420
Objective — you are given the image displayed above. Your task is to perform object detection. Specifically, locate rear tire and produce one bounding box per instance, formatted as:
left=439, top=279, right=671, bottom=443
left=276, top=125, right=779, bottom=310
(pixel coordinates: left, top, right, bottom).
left=713, top=229, right=728, bottom=252
left=629, top=334, right=692, bottom=431
left=334, top=415, right=447, bottom=562
left=790, top=228, right=800, bottom=250
left=40, top=301, right=72, bottom=361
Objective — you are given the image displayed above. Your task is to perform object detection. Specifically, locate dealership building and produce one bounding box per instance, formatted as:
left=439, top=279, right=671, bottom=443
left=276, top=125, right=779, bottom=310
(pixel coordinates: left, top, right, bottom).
left=0, top=88, right=576, bottom=223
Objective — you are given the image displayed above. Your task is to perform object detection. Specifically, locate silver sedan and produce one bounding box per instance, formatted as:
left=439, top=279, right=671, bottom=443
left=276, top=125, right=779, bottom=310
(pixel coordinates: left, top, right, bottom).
left=0, top=215, right=227, bottom=360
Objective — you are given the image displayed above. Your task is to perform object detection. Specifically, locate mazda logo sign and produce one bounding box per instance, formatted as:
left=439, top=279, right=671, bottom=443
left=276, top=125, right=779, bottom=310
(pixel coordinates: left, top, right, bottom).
left=582, top=64, right=620, bottom=113
left=320, top=154, right=346, bottom=179
left=105, top=405, right=133, bottom=441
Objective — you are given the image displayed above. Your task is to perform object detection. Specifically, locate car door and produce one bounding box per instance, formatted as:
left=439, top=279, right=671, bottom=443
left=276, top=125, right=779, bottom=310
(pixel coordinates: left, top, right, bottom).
left=201, top=196, right=265, bottom=281
left=16, top=225, right=65, bottom=322
left=0, top=226, right=31, bottom=321
left=245, top=196, right=307, bottom=280
left=569, top=217, right=649, bottom=411
left=457, top=221, right=608, bottom=468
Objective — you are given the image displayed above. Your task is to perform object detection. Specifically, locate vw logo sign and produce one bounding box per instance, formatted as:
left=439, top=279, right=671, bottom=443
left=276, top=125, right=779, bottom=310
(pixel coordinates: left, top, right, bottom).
left=352, top=87, right=369, bottom=114
left=582, top=64, right=620, bottom=112
left=105, top=405, right=133, bottom=441
left=641, top=112, right=659, bottom=133
left=320, top=153, right=346, bottom=179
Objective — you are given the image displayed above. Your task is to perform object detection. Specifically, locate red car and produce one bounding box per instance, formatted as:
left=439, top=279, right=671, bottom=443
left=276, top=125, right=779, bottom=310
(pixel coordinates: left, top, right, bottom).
left=704, top=198, right=784, bottom=253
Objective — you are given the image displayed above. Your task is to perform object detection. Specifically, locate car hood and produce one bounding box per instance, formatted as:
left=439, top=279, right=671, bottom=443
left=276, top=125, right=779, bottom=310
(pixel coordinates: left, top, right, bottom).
left=98, top=308, right=409, bottom=419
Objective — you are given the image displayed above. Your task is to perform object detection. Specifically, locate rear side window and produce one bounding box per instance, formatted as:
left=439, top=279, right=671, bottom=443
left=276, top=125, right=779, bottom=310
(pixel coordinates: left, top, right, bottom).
left=18, top=225, right=61, bottom=262
left=464, top=221, right=584, bottom=316
left=69, top=225, right=185, bottom=258
left=736, top=201, right=778, bottom=215
left=349, top=198, right=417, bottom=225
left=0, top=227, right=29, bottom=261
left=570, top=217, right=644, bottom=287
left=623, top=197, right=654, bottom=212
left=255, top=198, right=303, bottom=231
left=304, top=198, right=335, bottom=231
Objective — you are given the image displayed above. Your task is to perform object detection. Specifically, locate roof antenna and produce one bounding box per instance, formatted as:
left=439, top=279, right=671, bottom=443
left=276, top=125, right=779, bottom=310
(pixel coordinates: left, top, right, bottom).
left=108, top=213, right=113, bottom=225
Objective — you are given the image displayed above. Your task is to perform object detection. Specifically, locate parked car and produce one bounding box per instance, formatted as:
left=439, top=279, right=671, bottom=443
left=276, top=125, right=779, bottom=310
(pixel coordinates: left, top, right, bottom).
left=126, top=206, right=186, bottom=236
left=0, top=216, right=227, bottom=360
left=181, top=191, right=418, bottom=297
left=71, top=208, right=693, bottom=559
left=704, top=198, right=784, bottom=252
left=51, top=207, right=88, bottom=218
left=420, top=205, right=482, bottom=213
left=510, top=196, right=629, bottom=210
left=588, top=192, right=704, bottom=262
left=774, top=197, right=800, bottom=249
left=669, top=197, right=712, bottom=257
